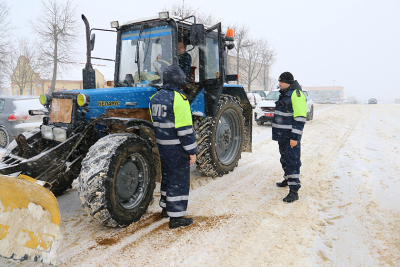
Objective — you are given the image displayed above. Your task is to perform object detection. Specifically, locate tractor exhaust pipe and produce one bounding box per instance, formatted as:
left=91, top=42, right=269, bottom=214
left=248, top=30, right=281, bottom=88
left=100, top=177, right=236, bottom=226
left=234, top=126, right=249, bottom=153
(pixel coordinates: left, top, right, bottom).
left=81, top=14, right=96, bottom=89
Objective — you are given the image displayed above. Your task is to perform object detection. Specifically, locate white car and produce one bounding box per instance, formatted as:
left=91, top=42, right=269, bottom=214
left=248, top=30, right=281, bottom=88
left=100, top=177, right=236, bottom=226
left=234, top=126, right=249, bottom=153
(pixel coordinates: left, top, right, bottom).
left=246, top=92, right=262, bottom=108
left=254, top=89, right=314, bottom=125
left=252, top=91, right=267, bottom=100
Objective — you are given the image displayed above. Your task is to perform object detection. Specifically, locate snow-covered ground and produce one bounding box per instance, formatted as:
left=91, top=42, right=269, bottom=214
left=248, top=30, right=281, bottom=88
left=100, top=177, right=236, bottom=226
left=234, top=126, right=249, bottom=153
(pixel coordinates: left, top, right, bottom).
left=1, top=103, right=400, bottom=266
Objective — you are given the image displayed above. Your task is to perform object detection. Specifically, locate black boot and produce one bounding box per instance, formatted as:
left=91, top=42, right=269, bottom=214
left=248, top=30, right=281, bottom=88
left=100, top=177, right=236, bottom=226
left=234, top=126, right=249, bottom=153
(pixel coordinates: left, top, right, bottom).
left=169, top=217, right=194, bottom=229
left=283, top=190, right=299, bottom=203
left=161, top=208, right=169, bottom=218
left=276, top=179, right=288, bottom=187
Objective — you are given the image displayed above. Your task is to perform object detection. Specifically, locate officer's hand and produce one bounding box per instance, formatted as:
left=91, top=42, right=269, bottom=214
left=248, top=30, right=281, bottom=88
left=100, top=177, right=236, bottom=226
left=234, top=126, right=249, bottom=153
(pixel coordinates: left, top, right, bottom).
left=189, top=154, right=196, bottom=164
left=290, top=140, right=298, bottom=148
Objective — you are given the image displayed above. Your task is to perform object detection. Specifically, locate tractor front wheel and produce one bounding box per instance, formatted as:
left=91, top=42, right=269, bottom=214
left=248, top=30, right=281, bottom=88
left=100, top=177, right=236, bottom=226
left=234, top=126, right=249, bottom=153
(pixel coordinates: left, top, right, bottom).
left=78, top=133, right=156, bottom=227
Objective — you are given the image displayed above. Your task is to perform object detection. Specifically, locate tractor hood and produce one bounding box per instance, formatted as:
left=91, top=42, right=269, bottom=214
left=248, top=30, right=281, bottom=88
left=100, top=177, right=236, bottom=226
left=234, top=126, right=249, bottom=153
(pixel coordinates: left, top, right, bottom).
left=74, top=86, right=157, bottom=118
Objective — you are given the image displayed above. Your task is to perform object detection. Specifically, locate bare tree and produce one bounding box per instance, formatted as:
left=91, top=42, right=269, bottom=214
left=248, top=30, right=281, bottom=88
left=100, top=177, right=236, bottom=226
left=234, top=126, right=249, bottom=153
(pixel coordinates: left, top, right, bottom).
left=238, top=38, right=262, bottom=91
left=31, top=0, right=79, bottom=94
left=164, top=3, right=198, bottom=18
left=5, top=38, right=43, bottom=96
left=163, top=3, right=219, bottom=25
left=0, top=1, right=12, bottom=89
left=228, top=24, right=251, bottom=85
left=260, top=46, right=276, bottom=91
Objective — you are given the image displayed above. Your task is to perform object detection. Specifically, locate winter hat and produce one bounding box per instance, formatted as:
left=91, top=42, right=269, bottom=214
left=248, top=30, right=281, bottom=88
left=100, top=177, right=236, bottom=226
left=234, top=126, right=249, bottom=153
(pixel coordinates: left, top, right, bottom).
left=279, top=72, right=294, bottom=84
left=163, top=65, right=187, bottom=88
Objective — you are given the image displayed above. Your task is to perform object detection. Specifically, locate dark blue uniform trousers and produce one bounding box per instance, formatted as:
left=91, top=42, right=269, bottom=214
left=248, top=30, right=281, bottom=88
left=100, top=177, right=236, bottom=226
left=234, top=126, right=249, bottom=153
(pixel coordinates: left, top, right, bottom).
left=278, top=141, right=302, bottom=192
left=159, top=149, right=190, bottom=217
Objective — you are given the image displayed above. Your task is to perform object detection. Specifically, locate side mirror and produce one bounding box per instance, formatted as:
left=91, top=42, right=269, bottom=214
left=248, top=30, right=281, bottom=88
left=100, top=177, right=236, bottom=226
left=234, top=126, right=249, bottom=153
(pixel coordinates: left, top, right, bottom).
left=190, top=24, right=205, bottom=46
left=124, top=74, right=134, bottom=86
left=90, top=33, right=96, bottom=51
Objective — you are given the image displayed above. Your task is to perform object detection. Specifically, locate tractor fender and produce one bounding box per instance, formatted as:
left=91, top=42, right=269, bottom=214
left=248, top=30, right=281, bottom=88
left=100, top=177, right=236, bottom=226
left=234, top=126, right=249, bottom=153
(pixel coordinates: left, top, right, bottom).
left=97, top=117, right=161, bottom=182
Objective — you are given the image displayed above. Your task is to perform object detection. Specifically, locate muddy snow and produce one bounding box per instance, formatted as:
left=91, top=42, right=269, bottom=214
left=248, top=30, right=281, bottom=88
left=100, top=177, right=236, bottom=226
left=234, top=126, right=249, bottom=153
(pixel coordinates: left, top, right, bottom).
left=1, top=104, right=399, bottom=266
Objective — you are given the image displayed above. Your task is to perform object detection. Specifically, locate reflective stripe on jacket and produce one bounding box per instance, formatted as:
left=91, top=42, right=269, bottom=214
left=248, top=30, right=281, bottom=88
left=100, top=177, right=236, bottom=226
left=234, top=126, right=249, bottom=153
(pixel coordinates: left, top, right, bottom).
left=150, top=86, right=198, bottom=155
left=272, top=80, right=307, bottom=141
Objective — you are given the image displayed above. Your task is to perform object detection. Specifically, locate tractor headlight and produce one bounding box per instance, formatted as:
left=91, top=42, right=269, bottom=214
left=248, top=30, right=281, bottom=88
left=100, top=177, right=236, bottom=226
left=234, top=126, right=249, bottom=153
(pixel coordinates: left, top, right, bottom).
left=77, top=93, right=90, bottom=107
left=53, top=127, right=67, bottom=142
left=110, top=21, right=119, bottom=28
left=41, top=125, right=67, bottom=142
left=41, top=125, right=54, bottom=140
left=159, top=11, right=169, bottom=20
left=40, top=94, right=51, bottom=106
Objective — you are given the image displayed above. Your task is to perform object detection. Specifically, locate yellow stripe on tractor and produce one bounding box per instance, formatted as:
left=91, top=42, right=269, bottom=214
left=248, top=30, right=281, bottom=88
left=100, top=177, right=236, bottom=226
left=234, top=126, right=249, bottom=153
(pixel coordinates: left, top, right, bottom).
left=0, top=174, right=62, bottom=265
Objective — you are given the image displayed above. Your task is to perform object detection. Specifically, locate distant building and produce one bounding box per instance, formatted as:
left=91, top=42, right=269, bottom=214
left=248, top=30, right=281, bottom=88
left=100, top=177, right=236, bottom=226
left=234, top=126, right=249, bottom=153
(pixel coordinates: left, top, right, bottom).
left=40, top=69, right=105, bottom=94
left=2, top=56, right=107, bottom=96
left=395, top=99, right=400, bottom=104
left=302, top=86, right=344, bottom=103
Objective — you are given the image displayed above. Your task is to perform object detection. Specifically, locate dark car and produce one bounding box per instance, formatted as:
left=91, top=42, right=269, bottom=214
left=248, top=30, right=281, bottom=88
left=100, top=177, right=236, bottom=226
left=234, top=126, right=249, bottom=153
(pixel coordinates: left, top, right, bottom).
left=368, top=98, right=378, bottom=104
left=0, top=96, right=45, bottom=148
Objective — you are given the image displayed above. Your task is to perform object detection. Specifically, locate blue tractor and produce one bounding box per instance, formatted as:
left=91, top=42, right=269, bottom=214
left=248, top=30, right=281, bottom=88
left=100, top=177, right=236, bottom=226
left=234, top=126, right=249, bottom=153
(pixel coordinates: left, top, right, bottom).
left=0, top=13, right=252, bottom=227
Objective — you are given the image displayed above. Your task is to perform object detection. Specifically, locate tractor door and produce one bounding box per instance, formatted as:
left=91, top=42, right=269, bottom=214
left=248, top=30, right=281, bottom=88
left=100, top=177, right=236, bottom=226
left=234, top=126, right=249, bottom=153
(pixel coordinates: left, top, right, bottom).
left=199, top=23, right=224, bottom=117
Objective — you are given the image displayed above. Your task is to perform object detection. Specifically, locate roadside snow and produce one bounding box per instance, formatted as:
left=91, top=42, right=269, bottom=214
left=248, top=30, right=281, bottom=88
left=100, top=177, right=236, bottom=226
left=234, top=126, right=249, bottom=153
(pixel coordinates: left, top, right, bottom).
left=1, top=104, right=399, bottom=266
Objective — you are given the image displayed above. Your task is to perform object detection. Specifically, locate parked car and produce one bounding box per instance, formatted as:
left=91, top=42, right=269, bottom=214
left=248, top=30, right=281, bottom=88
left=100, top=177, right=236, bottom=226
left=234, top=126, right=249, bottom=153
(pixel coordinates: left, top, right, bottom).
left=252, top=91, right=267, bottom=100
left=0, top=96, right=45, bottom=148
left=316, top=99, right=332, bottom=104
left=254, top=89, right=314, bottom=125
left=368, top=98, right=378, bottom=104
left=246, top=92, right=262, bottom=108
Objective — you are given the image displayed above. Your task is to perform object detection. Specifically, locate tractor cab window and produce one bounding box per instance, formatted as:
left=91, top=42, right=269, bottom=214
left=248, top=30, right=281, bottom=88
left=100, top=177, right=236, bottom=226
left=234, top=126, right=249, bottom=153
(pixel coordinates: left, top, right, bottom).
left=205, top=30, right=220, bottom=80
left=186, top=46, right=199, bottom=82
left=119, top=25, right=172, bottom=86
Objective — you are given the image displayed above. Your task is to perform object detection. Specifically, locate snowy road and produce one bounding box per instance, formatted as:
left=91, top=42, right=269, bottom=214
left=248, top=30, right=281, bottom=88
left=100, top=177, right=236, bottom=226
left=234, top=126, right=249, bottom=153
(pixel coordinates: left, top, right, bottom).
left=2, top=104, right=400, bottom=266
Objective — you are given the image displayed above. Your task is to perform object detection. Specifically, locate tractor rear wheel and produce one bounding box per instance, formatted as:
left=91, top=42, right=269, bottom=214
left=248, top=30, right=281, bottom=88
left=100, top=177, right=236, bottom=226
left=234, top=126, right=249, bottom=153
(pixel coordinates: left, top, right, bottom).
left=78, top=133, right=156, bottom=227
left=193, top=95, right=244, bottom=177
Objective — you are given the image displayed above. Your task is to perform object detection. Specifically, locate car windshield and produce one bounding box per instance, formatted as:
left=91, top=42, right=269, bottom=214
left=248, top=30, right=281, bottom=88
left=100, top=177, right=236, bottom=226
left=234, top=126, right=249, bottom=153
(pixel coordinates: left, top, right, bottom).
left=119, top=24, right=172, bottom=85
left=254, top=91, right=266, bottom=98
left=265, top=91, right=280, bottom=100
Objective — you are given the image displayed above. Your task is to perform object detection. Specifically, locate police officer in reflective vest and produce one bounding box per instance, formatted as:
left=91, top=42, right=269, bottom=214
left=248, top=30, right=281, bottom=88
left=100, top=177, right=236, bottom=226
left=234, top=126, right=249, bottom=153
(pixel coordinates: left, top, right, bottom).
left=272, top=72, right=307, bottom=203
left=150, top=65, right=197, bottom=229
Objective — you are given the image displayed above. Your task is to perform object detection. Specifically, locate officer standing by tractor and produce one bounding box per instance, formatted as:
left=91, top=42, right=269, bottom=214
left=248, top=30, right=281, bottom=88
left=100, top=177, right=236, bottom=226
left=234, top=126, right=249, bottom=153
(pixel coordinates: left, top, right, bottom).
left=273, top=72, right=307, bottom=203
left=150, top=65, right=198, bottom=229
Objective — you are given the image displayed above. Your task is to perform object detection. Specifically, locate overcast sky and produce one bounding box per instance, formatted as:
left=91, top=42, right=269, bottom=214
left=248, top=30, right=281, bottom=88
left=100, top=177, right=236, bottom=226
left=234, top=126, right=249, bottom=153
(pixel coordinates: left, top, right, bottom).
left=8, top=0, right=400, bottom=103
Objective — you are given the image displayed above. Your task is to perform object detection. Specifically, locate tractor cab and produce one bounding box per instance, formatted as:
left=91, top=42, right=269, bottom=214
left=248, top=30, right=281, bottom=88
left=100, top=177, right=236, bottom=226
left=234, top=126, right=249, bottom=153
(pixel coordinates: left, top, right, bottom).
left=112, top=12, right=234, bottom=91
left=83, top=12, right=236, bottom=116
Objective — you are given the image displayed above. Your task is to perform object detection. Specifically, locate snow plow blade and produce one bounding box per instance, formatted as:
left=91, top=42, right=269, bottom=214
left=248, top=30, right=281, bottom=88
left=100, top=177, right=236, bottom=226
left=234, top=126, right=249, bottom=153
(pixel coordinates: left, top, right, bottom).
left=0, top=174, right=62, bottom=265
